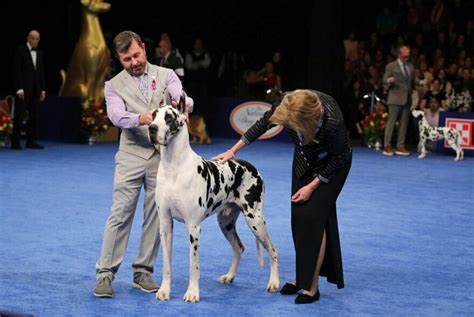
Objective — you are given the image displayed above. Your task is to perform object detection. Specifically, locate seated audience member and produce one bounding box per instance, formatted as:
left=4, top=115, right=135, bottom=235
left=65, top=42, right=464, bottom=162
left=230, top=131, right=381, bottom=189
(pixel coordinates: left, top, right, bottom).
left=156, top=39, right=184, bottom=80
left=420, top=78, right=447, bottom=110
left=423, top=96, right=445, bottom=151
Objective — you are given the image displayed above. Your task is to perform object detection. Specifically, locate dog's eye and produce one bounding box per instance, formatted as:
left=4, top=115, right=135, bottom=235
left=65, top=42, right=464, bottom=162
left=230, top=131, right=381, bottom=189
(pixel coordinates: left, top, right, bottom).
left=149, top=125, right=158, bottom=133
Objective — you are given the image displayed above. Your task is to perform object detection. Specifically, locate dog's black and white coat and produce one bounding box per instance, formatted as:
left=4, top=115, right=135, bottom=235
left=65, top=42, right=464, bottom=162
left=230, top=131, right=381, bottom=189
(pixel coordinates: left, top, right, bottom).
left=412, top=110, right=464, bottom=160
left=148, top=99, right=279, bottom=303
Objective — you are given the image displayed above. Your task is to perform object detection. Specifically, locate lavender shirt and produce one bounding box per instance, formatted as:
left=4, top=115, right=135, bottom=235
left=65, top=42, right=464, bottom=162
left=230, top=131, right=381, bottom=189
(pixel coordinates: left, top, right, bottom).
left=105, top=68, right=194, bottom=129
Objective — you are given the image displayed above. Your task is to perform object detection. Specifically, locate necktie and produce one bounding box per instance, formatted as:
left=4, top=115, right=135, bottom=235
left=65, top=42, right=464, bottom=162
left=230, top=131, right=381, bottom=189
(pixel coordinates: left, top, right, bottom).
left=138, top=75, right=148, bottom=100
left=403, top=63, right=409, bottom=81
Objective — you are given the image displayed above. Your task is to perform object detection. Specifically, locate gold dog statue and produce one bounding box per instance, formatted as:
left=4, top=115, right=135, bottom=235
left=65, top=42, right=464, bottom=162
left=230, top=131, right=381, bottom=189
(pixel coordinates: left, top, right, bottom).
left=188, top=114, right=212, bottom=144
left=58, top=0, right=111, bottom=103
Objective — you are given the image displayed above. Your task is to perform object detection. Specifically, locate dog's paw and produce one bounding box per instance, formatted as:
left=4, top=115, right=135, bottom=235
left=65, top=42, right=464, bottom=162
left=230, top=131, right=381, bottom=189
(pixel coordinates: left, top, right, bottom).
left=156, top=287, right=170, bottom=301
left=218, top=274, right=235, bottom=284
left=266, top=281, right=280, bottom=293
left=418, top=154, right=426, bottom=159
left=183, top=287, right=200, bottom=303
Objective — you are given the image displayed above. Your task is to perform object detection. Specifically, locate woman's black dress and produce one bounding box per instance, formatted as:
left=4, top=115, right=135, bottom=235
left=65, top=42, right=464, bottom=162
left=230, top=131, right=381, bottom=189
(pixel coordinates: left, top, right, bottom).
left=242, top=91, right=352, bottom=290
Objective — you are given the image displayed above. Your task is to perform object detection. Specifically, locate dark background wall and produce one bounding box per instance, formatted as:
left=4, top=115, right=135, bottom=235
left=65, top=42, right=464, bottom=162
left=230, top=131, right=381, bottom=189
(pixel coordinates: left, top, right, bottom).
left=0, top=0, right=385, bottom=100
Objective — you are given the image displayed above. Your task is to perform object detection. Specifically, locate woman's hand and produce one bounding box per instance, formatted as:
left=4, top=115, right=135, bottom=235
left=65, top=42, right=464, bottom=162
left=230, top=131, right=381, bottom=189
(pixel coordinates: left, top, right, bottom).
left=291, top=178, right=321, bottom=203
left=211, top=149, right=234, bottom=163
left=211, top=140, right=246, bottom=163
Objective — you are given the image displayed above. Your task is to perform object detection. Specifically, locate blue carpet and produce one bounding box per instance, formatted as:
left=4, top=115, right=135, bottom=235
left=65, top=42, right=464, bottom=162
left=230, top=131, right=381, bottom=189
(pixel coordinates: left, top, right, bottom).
left=0, top=139, right=473, bottom=316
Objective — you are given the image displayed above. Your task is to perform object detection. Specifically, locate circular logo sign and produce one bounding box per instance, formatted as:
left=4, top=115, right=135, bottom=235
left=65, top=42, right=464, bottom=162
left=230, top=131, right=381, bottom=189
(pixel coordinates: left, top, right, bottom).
left=229, top=101, right=283, bottom=139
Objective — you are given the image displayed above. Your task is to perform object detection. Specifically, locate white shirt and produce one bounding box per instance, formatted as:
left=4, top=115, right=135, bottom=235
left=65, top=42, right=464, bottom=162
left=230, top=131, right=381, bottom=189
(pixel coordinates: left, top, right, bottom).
left=27, top=42, right=37, bottom=68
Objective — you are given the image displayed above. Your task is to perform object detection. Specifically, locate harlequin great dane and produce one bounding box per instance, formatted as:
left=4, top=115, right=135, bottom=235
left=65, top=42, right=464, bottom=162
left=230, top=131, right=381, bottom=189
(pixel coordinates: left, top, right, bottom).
left=148, top=98, right=280, bottom=303
left=412, top=110, right=464, bottom=160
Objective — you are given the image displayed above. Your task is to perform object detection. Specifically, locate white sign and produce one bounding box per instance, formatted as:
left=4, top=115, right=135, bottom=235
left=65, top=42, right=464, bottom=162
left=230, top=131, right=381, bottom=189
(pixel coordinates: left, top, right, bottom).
left=229, top=101, right=283, bottom=139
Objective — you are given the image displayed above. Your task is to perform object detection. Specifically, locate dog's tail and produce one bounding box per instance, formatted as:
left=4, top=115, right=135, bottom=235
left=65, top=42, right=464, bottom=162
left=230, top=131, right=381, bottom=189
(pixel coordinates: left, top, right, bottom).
left=256, top=239, right=264, bottom=268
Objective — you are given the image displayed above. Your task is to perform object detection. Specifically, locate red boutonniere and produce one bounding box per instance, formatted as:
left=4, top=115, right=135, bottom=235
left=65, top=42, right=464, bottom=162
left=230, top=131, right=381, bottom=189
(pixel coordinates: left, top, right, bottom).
left=151, top=76, right=156, bottom=91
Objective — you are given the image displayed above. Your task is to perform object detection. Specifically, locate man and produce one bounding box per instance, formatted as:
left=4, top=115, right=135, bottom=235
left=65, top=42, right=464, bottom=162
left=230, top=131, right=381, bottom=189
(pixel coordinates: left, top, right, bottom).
left=156, top=39, right=184, bottom=80
left=184, top=38, right=211, bottom=98
left=94, top=31, right=193, bottom=298
left=382, top=46, right=424, bottom=156
left=12, top=30, right=46, bottom=150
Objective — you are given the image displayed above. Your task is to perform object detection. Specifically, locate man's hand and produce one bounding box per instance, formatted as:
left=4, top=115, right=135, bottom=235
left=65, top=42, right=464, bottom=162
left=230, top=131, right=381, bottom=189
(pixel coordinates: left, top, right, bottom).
left=16, top=90, right=25, bottom=100
left=40, top=92, right=46, bottom=102
left=387, top=76, right=396, bottom=84
left=139, top=109, right=157, bottom=125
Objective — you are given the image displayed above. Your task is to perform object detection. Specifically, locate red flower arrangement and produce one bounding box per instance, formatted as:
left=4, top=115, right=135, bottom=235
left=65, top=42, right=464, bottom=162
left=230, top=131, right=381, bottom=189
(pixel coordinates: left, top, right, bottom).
left=360, top=111, right=388, bottom=146
left=81, top=99, right=110, bottom=138
left=0, top=113, right=13, bottom=141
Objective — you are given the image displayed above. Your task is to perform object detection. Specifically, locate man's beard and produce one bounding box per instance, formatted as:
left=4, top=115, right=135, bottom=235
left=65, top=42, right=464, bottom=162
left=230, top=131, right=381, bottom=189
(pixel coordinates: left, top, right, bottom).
left=128, top=62, right=146, bottom=76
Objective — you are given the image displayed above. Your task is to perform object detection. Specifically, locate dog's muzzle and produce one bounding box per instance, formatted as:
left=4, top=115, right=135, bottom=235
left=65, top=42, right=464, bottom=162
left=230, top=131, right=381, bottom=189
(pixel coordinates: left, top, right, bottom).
left=149, top=124, right=158, bottom=145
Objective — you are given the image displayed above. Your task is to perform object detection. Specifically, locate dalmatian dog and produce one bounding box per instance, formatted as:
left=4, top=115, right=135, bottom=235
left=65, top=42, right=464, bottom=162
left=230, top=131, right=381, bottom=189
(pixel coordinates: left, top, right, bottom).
left=412, top=110, right=464, bottom=160
left=148, top=97, right=280, bottom=303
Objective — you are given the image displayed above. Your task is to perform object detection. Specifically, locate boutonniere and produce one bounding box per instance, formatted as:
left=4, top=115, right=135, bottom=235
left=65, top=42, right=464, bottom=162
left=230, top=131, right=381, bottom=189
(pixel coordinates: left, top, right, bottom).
left=151, top=76, right=156, bottom=91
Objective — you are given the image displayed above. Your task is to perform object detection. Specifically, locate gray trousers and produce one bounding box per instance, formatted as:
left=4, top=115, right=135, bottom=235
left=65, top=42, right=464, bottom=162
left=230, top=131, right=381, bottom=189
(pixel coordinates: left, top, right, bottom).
left=96, top=150, right=161, bottom=279
left=384, top=104, right=411, bottom=149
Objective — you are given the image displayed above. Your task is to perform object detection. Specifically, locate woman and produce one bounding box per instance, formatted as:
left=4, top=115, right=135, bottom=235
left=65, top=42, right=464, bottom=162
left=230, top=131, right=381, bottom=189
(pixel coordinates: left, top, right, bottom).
left=213, top=90, right=352, bottom=304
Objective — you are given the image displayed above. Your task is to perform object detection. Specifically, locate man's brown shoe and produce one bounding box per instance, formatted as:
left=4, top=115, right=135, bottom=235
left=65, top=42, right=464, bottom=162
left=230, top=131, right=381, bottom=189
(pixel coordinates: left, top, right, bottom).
left=383, top=147, right=394, bottom=156
left=395, top=148, right=411, bottom=156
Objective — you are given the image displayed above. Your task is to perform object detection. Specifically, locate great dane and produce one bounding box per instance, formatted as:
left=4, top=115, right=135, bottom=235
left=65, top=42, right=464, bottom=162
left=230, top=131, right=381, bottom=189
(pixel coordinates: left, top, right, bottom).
left=148, top=98, right=280, bottom=303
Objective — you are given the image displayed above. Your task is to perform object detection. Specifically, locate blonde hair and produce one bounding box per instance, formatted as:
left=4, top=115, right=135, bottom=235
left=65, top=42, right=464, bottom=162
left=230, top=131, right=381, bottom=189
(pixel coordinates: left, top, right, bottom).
left=270, top=89, right=322, bottom=145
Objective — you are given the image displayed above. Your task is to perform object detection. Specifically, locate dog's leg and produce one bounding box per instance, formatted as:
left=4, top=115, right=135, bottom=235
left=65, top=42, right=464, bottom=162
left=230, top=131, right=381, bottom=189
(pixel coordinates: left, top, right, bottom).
left=453, top=132, right=464, bottom=160
left=241, top=201, right=280, bottom=292
left=449, top=139, right=463, bottom=161
left=156, top=216, right=173, bottom=301
left=184, top=223, right=201, bottom=303
left=217, top=205, right=245, bottom=284
left=418, top=137, right=427, bottom=159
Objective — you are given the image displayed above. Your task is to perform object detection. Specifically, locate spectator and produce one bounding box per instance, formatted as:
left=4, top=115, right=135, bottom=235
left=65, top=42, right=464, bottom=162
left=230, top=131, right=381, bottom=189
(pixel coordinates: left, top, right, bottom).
left=217, top=50, right=246, bottom=96
left=271, top=51, right=287, bottom=89
left=257, top=62, right=282, bottom=102
left=156, top=32, right=184, bottom=64
left=430, top=0, right=450, bottom=31
left=344, top=31, right=358, bottom=62
left=420, top=78, right=447, bottom=110
left=422, top=96, right=445, bottom=151
left=156, top=39, right=185, bottom=80
left=436, top=68, right=453, bottom=94
left=11, top=30, right=46, bottom=150
left=343, top=78, right=366, bottom=138
left=461, top=67, right=474, bottom=96
left=185, top=38, right=211, bottom=98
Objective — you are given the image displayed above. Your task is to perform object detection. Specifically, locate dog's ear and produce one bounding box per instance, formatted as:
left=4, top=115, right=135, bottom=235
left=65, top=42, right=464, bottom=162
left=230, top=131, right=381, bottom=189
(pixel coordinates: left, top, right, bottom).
left=177, top=92, right=187, bottom=114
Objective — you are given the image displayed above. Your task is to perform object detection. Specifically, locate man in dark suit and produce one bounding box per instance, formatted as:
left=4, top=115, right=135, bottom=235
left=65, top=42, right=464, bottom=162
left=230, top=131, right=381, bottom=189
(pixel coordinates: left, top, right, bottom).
left=156, top=39, right=184, bottom=81
left=11, top=30, right=46, bottom=150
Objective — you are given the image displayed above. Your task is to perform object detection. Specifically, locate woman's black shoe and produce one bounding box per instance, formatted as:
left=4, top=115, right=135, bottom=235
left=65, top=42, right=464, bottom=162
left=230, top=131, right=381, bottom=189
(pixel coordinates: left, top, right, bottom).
left=295, top=290, right=320, bottom=304
left=279, top=283, right=301, bottom=295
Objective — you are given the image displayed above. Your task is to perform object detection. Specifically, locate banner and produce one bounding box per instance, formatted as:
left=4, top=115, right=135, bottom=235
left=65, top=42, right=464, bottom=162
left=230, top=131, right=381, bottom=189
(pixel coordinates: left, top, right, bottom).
left=229, top=101, right=283, bottom=139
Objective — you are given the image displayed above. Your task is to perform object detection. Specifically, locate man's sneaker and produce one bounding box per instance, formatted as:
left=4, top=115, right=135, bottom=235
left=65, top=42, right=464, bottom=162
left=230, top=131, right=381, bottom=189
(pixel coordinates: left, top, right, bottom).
left=132, top=272, right=159, bottom=293
left=94, top=276, right=113, bottom=298
left=383, top=147, right=394, bottom=156
left=395, top=148, right=411, bottom=156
